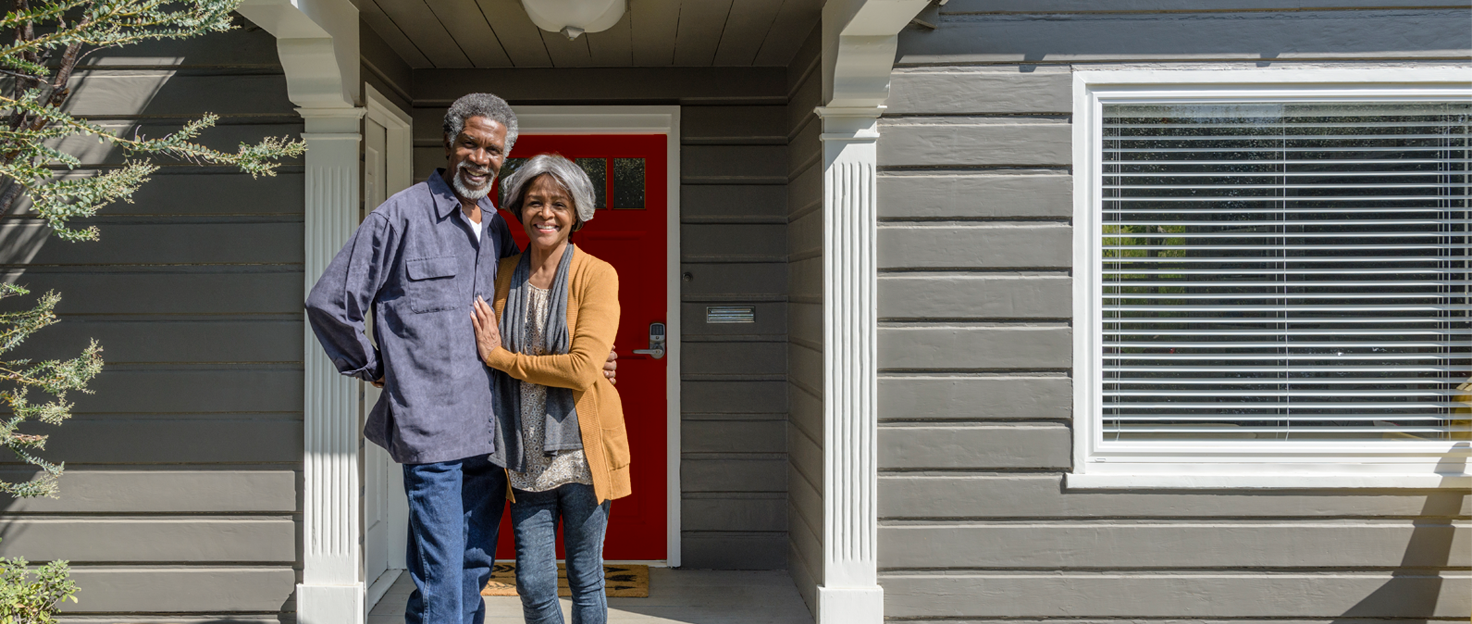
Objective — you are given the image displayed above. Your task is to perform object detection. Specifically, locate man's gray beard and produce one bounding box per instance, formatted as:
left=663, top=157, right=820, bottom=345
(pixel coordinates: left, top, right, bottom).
left=452, top=164, right=494, bottom=201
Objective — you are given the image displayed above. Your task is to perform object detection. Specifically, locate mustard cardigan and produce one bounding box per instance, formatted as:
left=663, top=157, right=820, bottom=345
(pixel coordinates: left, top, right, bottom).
left=484, top=249, right=632, bottom=503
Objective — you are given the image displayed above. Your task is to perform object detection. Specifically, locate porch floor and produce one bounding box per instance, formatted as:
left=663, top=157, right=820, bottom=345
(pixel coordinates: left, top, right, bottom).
left=367, top=568, right=814, bottom=624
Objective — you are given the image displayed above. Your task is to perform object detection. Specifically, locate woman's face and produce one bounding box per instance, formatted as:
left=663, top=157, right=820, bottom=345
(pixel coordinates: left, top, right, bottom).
left=520, top=174, right=577, bottom=251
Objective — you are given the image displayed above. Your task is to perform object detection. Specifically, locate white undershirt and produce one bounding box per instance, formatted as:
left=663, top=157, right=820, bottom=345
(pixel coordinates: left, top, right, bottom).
left=457, top=207, right=483, bottom=242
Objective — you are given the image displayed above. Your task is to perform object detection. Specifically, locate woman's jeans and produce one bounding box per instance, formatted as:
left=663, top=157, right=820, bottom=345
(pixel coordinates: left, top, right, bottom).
left=402, top=455, right=506, bottom=624
left=510, top=483, right=611, bottom=624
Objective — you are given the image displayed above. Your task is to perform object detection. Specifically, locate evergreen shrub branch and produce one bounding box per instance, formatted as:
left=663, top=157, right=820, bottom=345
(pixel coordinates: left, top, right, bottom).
left=0, top=0, right=305, bottom=498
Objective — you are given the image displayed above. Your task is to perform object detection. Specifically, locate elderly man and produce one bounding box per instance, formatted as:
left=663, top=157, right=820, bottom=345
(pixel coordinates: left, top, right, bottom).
left=305, top=93, right=614, bottom=624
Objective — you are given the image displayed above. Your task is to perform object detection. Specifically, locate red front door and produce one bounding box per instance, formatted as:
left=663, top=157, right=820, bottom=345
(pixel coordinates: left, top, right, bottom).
left=493, top=134, right=669, bottom=561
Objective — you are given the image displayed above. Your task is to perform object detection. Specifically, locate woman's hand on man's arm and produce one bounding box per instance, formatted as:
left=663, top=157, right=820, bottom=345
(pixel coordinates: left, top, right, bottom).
left=471, top=296, right=503, bottom=366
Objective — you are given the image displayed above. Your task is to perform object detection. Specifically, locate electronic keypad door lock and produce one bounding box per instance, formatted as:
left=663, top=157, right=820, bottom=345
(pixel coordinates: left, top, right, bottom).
left=632, top=322, right=666, bottom=359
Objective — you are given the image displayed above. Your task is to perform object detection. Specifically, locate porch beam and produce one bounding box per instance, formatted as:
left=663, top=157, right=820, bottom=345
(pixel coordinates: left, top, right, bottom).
left=235, top=2, right=366, bottom=623
left=815, top=2, right=929, bottom=624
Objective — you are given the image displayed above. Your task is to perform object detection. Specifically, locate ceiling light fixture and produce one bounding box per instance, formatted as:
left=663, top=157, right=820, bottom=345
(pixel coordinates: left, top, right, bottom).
left=520, top=0, right=626, bottom=40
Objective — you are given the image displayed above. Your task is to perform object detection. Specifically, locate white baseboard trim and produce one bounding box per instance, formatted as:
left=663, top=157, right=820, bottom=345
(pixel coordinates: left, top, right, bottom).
left=297, top=582, right=365, bottom=624
left=817, top=585, right=884, bottom=624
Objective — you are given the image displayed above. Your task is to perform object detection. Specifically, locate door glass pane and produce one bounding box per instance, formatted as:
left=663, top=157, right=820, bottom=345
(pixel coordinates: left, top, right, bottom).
left=575, top=157, right=607, bottom=210
left=613, top=157, right=646, bottom=210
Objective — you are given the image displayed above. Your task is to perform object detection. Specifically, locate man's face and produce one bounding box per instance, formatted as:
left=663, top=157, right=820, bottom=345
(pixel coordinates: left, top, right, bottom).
left=444, top=115, right=508, bottom=201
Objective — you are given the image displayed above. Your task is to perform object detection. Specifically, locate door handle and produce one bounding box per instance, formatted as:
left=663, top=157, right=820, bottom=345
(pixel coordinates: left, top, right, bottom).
left=631, top=321, right=666, bottom=359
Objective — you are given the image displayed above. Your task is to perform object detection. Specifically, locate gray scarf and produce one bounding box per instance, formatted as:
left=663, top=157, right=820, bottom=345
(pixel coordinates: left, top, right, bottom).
left=491, top=244, right=582, bottom=473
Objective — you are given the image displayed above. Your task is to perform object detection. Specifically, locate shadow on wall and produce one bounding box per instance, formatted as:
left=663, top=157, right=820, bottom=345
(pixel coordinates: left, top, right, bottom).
left=895, top=8, right=1472, bottom=64
left=1338, top=451, right=1470, bottom=622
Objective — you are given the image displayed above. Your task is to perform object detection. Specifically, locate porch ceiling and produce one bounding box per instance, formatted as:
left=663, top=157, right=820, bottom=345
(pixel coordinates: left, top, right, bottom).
left=356, top=0, right=822, bottom=69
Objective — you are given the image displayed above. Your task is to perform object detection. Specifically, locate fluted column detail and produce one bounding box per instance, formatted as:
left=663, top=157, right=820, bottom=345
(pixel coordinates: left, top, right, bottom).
left=298, top=109, right=366, bottom=624
left=815, top=107, right=882, bottom=624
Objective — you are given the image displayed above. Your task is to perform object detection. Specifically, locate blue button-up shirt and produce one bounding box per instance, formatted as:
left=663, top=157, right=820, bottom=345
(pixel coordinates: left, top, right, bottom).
left=306, top=170, right=519, bottom=465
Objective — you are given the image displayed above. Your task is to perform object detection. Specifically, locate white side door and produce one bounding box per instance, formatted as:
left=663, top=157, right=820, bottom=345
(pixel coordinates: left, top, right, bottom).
left=362, top=86, right=413, bottom=610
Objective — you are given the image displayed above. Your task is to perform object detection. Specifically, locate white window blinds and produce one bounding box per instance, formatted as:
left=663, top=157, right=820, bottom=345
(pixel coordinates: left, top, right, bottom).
left=1100, top=101, right=1471, bottom=442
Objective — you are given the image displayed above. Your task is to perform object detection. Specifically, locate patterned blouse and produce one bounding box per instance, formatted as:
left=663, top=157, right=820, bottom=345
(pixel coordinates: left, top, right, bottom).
left=508, top=283, right=594, bottom=492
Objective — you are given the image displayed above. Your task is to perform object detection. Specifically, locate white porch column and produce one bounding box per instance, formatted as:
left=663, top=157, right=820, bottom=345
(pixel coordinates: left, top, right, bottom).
left=815, top=2, right=929, bottom=623
left=235, top=1, right=365, bottom=622
left=814, top=106, right=883, bottom=624
left=298, top=108, right=366, bottom=624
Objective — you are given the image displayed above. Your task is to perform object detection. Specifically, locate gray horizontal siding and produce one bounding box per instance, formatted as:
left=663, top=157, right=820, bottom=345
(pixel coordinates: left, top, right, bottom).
left=60, top=71, right=294, bottom=117
left=4, top=416, right=300, bottom=465
left=14, top=318, right=297, bottom=363
left=0, top=22, right=302, bottom=621
left=0, top=220, right=302, bottom=265
left=879, top=425, right=1072, bottom=470
left=880, top=521, right=1471, bottom=569
left=66, top=366, right=301, bottom=413
left=679, top=101, right=790, bottom=567
left=0, top=518, right=296, bottom=562
left=66, top=567, right=296, bottom=613
left=881, top=572, right=1470, bottom=618
left=878, top=376, right=1072, bottom=422
left=879, top=275, right=1071, bottom=319
left=683, top=105, right=786, bottom=144
left=683, top=494, right=787, bottom=532
left=878, top=224, right=1071, bottom=269
left=0, top=268, right=301, bottom=314
left=886, top=67, right=1072, bottom=116
left=876, top=7, right=1470, bottom=620
left=880, top=474, right=1472, bottom=519
left=879, top=326, right=1071, bottom=371
left=680, top=100, right=794, bottom=565
left=0, top=469, right=296, bottom=513
left=877, top=120, right=1071, bottom=168
left=877, top=173, right=1071, bottom=219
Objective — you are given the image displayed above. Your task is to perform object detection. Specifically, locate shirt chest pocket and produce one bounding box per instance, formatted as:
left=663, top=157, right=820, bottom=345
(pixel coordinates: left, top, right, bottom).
left=404, top=256, right=460, bottom=314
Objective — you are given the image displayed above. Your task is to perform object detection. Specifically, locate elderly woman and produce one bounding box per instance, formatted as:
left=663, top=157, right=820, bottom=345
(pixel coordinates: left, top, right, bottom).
left=471, top=153, right=630, bottom=624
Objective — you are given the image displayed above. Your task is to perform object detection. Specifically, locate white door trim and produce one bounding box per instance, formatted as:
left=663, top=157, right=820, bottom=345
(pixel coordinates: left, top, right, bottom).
left=361, top=83, right=413, bottom=610
left=513, top=105, right=683, bottom=567
left=364, top=84, right=413, bottom=196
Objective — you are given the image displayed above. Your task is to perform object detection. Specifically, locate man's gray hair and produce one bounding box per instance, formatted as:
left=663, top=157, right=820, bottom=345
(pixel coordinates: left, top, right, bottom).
left=443, top=93, right=518, bottom=151
left=499, top=154, right=597, bottom=227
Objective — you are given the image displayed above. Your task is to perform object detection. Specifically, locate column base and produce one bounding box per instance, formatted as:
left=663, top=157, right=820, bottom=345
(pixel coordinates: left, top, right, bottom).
left=817, top=585, right=883, bottom=624
left=296, top=582, right=364, bottom=624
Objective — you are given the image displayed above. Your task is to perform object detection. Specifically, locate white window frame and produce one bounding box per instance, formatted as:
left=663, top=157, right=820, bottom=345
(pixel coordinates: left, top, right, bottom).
left=1068, top=67, right=1472, bottom=490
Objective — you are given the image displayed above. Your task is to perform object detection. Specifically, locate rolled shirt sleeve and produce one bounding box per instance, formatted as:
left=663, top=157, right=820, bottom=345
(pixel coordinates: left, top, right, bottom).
left=305, top=212, right=396, bottom=382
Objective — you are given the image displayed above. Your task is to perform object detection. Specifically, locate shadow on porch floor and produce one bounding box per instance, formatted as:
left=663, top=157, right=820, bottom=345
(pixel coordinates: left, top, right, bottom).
left=367, top=568, right=814, bottom=624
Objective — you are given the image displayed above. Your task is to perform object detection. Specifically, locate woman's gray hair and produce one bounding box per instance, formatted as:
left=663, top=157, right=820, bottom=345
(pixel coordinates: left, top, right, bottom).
left=499, top=154, right=597, bottom=227
left=443, top=93, right=518, bottom=151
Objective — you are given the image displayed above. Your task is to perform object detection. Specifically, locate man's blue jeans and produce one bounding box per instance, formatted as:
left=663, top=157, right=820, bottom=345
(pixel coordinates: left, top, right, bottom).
left=510, top=483, right=610, bottom=624
left=402, top=454, right=506, bottom=624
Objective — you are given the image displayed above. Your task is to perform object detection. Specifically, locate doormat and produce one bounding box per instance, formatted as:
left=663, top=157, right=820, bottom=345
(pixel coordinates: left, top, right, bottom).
left=482, top=563, right=649, bottom=598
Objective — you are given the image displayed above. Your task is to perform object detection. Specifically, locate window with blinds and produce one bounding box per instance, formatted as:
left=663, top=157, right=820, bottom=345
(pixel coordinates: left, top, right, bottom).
left=1099, top=101, right=1471, bottom=443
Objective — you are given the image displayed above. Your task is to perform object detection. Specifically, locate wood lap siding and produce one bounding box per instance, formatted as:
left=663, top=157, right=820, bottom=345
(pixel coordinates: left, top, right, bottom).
left=411, top=68, right=792, bottom=570
left=681, top=96, right=789, bottom=570
left=876, top=3, right=1471, bottom=622
left=784, top=25, right=822, bottom=613
left=0, top=25, right=302, bottom=621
